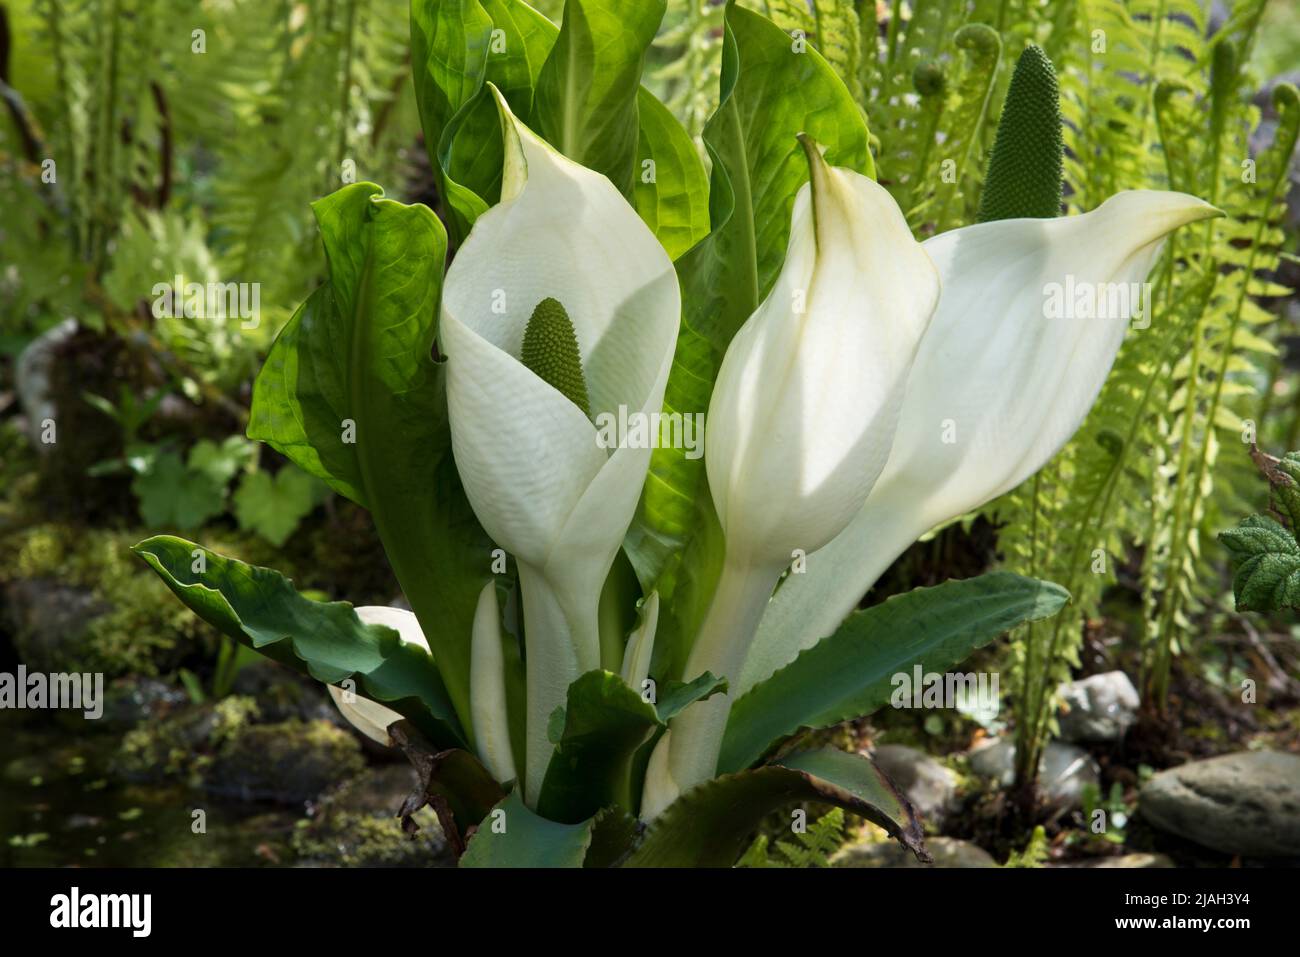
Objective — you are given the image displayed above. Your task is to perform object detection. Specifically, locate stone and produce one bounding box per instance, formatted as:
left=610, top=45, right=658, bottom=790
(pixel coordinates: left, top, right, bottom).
left=292, top=764, right=453, bottom=867
left=204, top=719, right=365, bottom=805
left=871, top=744, right=958, bottom=828
left=1056, top=671, right=1140, bottom=743
left=4, top=579, right=111, bottom=674
left=1071, top=853, right=1175, bottom=868
left=1139, top=751, right=1300, bottom=858
left=832, top=836, right=996, bottom=868
left=967, top=738, right=1099, bottom=809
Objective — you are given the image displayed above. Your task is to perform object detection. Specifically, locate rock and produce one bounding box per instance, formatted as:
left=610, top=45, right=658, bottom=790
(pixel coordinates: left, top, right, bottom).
left=1063, top=853, right=1175, bottom=868
left=1139, top=751, right=1300, bottom=858
left=4, top=579, right=111, bottom=674
left=967, top=738, right=1099, bottom=809
left=204, top=719, right=364, bottom=805
left=871, top=744, right=958, bottom=828
left=292, top=764, right=453, bottom=867
left=1056, top=671, right=1139, bottom=743
left=832, top=836, right=996, bottom=868
left=99, top=677, right=190, bottom=730
left=229, top=661, right=338, bottom=725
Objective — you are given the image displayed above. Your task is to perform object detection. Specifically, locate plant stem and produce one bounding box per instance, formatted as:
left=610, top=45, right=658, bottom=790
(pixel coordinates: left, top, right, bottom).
left=654, top=553, right=783, bottom=812
left=517, top=562, right=589, bottom=807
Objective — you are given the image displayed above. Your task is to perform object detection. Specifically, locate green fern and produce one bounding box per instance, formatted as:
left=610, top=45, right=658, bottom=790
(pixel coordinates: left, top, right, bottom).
left=737, top=808, right=847, bottom=868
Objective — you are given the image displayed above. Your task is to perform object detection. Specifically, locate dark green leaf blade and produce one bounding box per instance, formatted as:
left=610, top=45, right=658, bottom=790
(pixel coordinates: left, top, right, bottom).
left=132, top=535, right=464, bottom=749
left=536, top=670, right=661, bottom=824
left=624, top=749, right=925, bottom=867
left=1220, top=514, right=1300, bottom=611
left=720, top=573, right=1070, bottom=773
left=460, top=791, right=594, bottom=868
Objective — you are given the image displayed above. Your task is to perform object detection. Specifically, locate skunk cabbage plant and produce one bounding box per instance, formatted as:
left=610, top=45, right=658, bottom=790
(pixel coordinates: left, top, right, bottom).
left=135, top=0, right=1216, bottom=868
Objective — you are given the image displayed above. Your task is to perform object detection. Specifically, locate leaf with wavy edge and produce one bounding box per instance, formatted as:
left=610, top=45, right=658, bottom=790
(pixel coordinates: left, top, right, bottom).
left=133, top=536, right=464, bottom=750
left=720, top=573, right=1069, bottom=774
left=624, top=748, right=926, bottom=867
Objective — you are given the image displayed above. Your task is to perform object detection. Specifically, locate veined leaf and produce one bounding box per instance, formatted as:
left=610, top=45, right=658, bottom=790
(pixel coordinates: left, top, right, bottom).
left=1220, top=515, right=1300, bottom=611
left=720, top=574, right=1070, bottom=773
left=632, top=87, right=711, bottom=260
left=246, top=183, right=490, bottom=739
left=460, top=791, right=595, bottom=868
left=132, top=536, right=464, bottom=749
left=537, top=669, right=725, bottom=823
left=531, top=0, right=666, bottom=195
left=624, top=748, right=925, bottom=867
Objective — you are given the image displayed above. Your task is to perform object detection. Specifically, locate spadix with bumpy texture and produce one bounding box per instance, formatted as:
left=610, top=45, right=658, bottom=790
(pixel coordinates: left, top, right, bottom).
left=976, top=43, right=1063, bottom=223
left=520, top=298, right=590, bottom=416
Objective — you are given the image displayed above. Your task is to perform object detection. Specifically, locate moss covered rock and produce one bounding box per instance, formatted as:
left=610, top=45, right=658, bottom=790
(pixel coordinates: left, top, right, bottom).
left=292, top=764, right=453, bottom=867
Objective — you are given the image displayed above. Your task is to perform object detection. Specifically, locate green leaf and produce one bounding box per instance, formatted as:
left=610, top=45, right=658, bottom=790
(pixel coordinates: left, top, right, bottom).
left=411, top=0, right=556, bottom=239
left=632, top=87, right=711, bottom=261
left=1220, top=515, right=1300, bottom=611
left=719, top=574, right=1070, bottom=773
left=976, top=43, right=1063, bottom=223
left=535, top=669, right=728, bottom=823
left=187, top=435, right=256, bottom=487
left=246, top=182, right=490, bottom=738
left=536, top=670, right=660, bottom=823
left=654, top=671, right=726, bottom=723
left=460, top=790, right=595, bottom=868
left=232, top=467, right=321, bottom=547
left=624, top=749, right=926, bottom=867
left=132, top=451, right=226, bottom=531
left=132, top=536, right=464, bottom=749
left=531, top=0, right=666, bottom=195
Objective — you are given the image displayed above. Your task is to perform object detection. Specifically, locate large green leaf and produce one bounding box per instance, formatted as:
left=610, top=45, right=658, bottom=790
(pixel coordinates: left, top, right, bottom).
left=537, top=669, right=725, bottom=823
left=719, top=574, right=1071, bottom=773
left=626, top=2, right=871, bottom=674
left=246, top=183, right=490, bottom=738
left=624, top=748, right=925, bottom=867
left=531, top=0, right=666, bottom=195
left=632, top=87, right=711, bottom=261
left=133, top=536, right=464, bottom=749
left=460, top=790, right=595, bottom=867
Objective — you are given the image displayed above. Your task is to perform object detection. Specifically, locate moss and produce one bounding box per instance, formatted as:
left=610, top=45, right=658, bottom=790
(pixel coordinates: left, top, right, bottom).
left=290, top=766, right=452, bottom=867
left=0, top=523, right=209, bottom=677
left=115, top=695, right=261, bottom=785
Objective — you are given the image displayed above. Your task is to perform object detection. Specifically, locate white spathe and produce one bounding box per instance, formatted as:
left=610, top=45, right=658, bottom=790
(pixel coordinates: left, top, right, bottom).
left=441, top=86, right=680, bottom=803
left=643, top=138, right=941, bottom=818
left=327, top=605, right=430, bottom=746
left=740, top=190, right=1222, bottom=695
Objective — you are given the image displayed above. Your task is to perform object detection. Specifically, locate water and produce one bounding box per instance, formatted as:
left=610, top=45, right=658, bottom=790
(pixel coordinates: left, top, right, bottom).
left=0, top=710, right=297, bottom=867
